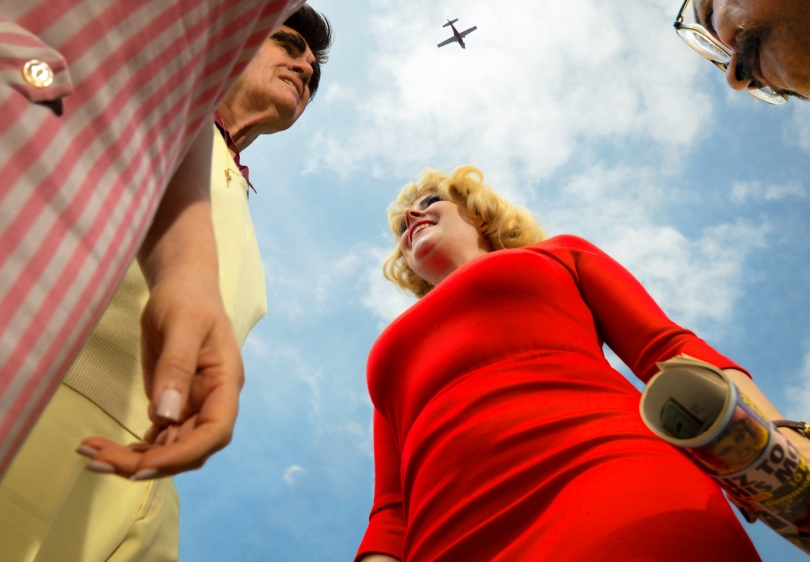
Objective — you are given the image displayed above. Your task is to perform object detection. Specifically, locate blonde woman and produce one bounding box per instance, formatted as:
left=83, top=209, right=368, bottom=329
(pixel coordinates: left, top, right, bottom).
left=354, top=166, right=797, bottom=561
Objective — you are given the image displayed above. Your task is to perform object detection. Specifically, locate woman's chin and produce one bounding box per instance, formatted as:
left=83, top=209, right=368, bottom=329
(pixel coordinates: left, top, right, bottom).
left=410, top=237, right=436, bottom=260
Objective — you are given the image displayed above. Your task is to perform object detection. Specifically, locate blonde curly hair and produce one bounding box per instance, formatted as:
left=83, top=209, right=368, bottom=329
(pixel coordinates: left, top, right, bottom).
left=383, top=165, right=545, bottom=297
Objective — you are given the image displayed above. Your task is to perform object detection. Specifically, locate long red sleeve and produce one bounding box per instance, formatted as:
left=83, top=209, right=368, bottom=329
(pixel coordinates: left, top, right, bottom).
left=539, top=235, right=749, bottom=382
left=355, top=411, right=405, bottom=561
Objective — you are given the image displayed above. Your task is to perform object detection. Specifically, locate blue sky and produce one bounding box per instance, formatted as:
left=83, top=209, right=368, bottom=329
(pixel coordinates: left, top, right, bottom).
left=175, top=0, right=810, bottom=559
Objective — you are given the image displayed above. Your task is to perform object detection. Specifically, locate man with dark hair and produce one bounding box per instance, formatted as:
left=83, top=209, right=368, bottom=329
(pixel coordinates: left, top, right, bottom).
left=0, top=6, right=333, bottom=562
left=674, top=0, right=810, bottom=103
left=216, top=4, right=333, bottom=156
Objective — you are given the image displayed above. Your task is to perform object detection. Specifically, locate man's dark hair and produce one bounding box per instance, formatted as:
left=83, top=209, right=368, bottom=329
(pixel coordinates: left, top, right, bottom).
left=281, top=5, right=333, bottom=100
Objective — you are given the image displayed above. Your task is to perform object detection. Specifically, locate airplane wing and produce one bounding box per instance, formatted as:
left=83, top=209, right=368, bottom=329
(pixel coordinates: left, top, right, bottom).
left=437, top=36, right=458, bottom=48
left=459, top=26, right=477, bottom=37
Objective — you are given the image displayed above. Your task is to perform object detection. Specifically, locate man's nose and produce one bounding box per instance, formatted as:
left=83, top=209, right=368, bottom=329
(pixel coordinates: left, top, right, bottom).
left=726, top=55, right=753, bottom=91
left=292, top=58, right=314, bottom=79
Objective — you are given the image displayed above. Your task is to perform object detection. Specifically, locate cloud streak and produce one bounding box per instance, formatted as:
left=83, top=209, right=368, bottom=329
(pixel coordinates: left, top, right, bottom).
left=309, top=0, right=763, bottom=336
left=540, top=165, right=769, bottom=333
left=311, top=0, right=710, bottom=191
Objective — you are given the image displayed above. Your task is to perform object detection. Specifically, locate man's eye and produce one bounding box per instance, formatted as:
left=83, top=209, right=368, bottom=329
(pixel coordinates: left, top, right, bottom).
left=705, top=10, right=715, bottom=33
left=277, top=42, right=294, bottom=55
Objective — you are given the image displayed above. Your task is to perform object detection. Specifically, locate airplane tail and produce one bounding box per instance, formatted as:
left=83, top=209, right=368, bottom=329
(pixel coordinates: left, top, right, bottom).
left=443, top=19, right=458, bottom=27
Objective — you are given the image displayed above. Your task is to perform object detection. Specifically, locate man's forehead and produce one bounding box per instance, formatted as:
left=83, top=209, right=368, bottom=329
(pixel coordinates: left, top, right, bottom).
left=275, top=25, right=301, bottom=39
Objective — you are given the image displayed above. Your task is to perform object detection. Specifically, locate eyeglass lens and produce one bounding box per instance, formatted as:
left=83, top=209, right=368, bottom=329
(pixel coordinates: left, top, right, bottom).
left=674, top=8, right=787, bottom=105
left=676, top=27, right=730, bottom=64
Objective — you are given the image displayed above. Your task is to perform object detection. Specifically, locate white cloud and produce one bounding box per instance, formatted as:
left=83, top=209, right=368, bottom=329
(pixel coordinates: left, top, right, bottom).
left=261, top=240, right=415, bottom=329
left=361, top=248, right=416, bottom=327
left=251, top=339, right=326, bottom=424
left=283, top=464, right=305, bottom=486
left=609, top=220, right=767, bottom=330
left=308, top=0, right=754, bottom=334
left=785, top=347, right=810, bottom=421
left=783, top=102, right=810, bottom=154
left=313, top=253, right=363, bottom=307
left=540, top=165, right=768, bottom=333
left=303, top=0, right=764, bottom=337
left=310, top=0, right=710, bottom=188
left=261, top=249, right=364, bottom=320
left=731, top=180, right=807, bottom=203
left=243, top=332, right=270, bottom=358
left=322, top=81, right=359, bottom=104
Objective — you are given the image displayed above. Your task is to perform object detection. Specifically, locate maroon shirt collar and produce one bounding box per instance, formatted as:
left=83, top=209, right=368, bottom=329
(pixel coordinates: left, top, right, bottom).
left=213, top=111, right=256, bottom=193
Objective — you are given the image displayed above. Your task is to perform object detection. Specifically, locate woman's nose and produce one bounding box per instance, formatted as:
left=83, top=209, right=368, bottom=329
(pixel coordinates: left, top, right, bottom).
left=726, top=55, right=754, bottom=91
left=404, top=208, right=423, bottom=229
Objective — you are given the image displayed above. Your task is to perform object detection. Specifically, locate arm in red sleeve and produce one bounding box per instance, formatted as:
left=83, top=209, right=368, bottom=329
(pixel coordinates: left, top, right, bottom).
left=355, top=410, right=405, bottom=562
left=543, top=235, right=749, bottom=383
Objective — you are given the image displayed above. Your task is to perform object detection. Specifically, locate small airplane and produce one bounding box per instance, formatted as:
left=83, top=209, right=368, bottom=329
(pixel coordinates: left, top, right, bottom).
left=437, top=19, right=477, bottom=49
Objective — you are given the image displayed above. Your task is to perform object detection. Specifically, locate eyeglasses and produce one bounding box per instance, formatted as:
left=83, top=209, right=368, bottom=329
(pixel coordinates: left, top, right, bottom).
left=673, top=0, right=787, bottom=105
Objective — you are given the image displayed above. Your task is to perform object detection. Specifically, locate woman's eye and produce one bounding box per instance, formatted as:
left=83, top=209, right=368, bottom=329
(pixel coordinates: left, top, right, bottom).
left=424, top=194, right=442, bottom=207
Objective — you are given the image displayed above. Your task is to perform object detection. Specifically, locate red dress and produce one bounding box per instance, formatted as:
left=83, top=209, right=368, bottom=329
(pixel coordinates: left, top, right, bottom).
left=356, top=235, right=761, bottom=562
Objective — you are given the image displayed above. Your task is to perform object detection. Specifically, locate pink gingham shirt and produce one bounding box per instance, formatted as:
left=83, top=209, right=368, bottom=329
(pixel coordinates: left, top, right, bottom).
left=0, top=0, right=304, bottom=475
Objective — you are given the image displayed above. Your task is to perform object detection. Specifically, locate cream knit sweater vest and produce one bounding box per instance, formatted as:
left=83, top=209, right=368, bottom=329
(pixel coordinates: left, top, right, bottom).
left=63, top=125, right=267, bottom=438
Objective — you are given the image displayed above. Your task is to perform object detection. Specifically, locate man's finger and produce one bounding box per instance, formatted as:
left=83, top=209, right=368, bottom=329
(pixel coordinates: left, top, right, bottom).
left=133, top=421, right=229, bottom=477
left=77, top=437, right=144, bottom=476
left=147, top=317, right=210, bottom=423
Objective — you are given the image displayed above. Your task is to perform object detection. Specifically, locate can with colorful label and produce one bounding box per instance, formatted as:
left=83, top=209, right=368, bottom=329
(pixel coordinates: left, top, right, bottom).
left=640, top=356, right=810, bottom=553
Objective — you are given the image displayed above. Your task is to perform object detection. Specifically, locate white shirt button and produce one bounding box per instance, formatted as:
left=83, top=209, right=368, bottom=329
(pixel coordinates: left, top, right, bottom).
left=22, top=60, right=54, bottom=88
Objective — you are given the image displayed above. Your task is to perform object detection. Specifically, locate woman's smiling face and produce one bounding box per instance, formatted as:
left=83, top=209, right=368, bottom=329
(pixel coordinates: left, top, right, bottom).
left=398, top=193, right=492, bottom=287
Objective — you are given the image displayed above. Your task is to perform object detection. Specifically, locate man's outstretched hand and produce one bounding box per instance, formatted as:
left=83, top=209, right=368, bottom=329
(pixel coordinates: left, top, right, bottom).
left=78, top=265, right=244, bottom=479
left=76, top=122, right=244, bottom=479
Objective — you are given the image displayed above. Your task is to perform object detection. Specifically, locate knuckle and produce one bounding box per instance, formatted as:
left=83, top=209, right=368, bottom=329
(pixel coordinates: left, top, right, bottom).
left=160, top=351, right=197, bottom=378
left=222, top=430, right=234, bottom=447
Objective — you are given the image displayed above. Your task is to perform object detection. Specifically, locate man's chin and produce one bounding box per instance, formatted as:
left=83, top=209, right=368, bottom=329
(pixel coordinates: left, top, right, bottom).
left=263, top=110, right=298, bottom=134
left=277, top=105, right=305, bottom=130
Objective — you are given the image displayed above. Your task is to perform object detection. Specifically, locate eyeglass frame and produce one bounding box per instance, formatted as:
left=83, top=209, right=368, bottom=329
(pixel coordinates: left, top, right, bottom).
left=673, top=0, right=787, bottom=105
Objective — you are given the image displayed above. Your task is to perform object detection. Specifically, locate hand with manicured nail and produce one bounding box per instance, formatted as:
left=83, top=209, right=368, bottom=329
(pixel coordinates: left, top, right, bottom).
left=76, top=125, right=244, bottom=480
left=77, top=268, right=244, bottom=479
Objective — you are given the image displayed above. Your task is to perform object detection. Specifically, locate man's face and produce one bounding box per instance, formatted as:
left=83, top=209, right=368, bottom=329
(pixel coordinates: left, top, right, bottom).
left=231, top=25, right=316, bottom=132
left=695, top=0, right=810, bottom=98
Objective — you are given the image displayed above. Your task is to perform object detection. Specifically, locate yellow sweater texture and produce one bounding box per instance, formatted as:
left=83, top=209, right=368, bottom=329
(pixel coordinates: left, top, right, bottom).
left=63, top=125, right=267, bottom=438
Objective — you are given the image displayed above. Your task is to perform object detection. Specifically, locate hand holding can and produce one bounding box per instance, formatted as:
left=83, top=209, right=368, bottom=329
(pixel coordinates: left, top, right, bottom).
left=640, top=356, right=810, bottom=553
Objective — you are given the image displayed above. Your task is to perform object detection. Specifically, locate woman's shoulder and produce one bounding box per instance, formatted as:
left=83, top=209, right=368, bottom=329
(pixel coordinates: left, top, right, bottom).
left=526, top=234, right=601, bottom=254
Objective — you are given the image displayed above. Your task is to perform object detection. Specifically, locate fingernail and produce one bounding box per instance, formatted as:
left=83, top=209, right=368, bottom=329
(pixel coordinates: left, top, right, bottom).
left=156, top=388, right=182, bottom=421
left=76, top=445, right=99, bottom=458
left=130, top=468, right=160, bottom=481
left=85, top=460, right=116, bottom=474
